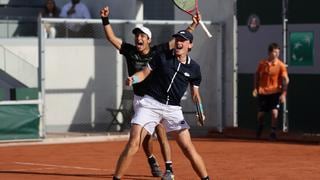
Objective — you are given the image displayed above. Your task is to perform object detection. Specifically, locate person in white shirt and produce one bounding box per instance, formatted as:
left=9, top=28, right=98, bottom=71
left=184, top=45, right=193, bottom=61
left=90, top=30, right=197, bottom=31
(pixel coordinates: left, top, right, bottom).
left=60, top=0, right=91, bottom=36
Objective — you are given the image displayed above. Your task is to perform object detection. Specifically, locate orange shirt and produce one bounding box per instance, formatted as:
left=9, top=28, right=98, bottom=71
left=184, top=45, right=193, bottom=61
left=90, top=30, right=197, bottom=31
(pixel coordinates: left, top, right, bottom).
left=256, top=58, right=288, bottom=95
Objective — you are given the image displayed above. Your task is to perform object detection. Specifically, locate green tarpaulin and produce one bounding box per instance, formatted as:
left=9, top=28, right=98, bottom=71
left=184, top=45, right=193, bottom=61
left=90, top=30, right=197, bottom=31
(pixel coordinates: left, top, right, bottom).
left=0, top=104, right=40, bottom=140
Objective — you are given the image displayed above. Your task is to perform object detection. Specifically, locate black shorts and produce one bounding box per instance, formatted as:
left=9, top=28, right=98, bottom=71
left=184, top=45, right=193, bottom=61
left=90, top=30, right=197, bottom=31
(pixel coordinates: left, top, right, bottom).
left=258, top=93, right=281, bottom=112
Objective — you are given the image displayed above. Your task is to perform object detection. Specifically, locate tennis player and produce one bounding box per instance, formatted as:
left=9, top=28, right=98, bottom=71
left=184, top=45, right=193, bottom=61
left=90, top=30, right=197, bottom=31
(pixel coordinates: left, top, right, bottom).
left=100, top=6, right=200, bottom=180
left=124, top=30, right=210, bottom=180
left=253, top=42, right=289, bottom=140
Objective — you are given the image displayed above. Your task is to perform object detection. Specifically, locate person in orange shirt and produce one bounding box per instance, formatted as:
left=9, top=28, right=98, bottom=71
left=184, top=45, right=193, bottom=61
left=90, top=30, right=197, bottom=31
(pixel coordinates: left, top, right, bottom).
left=253, top=43, right=289, bottom=140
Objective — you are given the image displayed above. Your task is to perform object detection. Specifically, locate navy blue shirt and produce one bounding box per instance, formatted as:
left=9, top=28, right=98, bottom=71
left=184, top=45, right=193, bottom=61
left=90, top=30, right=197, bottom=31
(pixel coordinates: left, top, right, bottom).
left=120, top=43, right=168, bottom=96
left=147, top=49, right=202, bottom=106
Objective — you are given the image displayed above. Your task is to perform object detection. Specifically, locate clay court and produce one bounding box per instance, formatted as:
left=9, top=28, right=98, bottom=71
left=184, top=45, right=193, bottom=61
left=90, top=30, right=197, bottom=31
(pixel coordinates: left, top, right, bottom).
left=1, top=135, right=319, bottom=180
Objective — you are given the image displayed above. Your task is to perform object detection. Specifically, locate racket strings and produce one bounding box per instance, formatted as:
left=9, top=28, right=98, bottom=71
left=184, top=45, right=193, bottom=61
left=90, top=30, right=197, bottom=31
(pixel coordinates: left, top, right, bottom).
left=173, top=0, right=197, bottom=15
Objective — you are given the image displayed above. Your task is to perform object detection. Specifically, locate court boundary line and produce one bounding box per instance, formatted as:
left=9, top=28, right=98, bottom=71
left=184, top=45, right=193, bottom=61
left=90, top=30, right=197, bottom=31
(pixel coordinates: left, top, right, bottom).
left=13, top=162, right=113, bottom=172
left=0, top=133, right=129, bottom=147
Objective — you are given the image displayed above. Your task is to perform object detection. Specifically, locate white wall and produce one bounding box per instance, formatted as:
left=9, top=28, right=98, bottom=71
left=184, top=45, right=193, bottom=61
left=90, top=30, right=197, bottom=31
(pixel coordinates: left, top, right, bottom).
left=44, top=39, right=121, bottom=131
left=0, top=39, right=38, bottom=87
left=0, top=39, right=38, bottom=67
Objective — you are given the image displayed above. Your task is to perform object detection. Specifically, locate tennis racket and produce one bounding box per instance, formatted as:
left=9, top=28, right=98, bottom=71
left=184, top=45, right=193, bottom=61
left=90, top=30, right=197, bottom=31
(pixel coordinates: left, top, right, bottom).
left=172, top=0, right=212, bottom=38
left=195, top=101, right=204, bottom=126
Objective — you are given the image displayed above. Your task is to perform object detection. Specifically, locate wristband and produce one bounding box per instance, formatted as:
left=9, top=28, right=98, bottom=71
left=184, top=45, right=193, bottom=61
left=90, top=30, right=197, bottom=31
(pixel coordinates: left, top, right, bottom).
left=132, top=75, right=139, bottom=84
left=195, top=102, right=204, bottom=115
left=101, top=17, right=110, bottom=26
left=199, top=103, right=204, bottom=113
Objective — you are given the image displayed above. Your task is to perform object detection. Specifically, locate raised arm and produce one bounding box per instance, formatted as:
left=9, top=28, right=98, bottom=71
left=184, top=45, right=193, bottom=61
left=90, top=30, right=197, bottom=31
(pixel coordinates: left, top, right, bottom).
left=100, top=6, right=122, bottom=50
left=126, top=66, right=151, bottom=86
left=168, top=14, right=200, bottom=49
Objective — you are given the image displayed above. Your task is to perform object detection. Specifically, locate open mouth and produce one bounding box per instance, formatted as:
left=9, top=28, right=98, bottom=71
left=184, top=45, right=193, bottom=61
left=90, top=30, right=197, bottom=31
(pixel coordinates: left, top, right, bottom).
left=175, top=44, right=183, bottom=51
left=176, top=44, right=183, bottom=49
left=136, top=41, right=144, bottom=48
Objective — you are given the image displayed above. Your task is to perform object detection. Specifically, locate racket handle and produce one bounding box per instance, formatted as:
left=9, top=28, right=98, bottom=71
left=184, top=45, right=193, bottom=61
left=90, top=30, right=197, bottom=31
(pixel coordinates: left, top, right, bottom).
left=199, top=20, right=212, bottom=38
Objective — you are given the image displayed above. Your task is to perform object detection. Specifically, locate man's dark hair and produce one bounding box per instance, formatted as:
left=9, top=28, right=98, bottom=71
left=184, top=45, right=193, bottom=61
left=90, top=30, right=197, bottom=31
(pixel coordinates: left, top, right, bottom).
left=268, top=43, right=280, bottom=53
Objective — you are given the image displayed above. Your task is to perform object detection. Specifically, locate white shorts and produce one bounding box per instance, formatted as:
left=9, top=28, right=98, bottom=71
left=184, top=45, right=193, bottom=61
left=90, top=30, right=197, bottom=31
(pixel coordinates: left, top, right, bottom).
left=133, top=94, right=143, bottom=112
left=131, top=95, right=190, bottom=135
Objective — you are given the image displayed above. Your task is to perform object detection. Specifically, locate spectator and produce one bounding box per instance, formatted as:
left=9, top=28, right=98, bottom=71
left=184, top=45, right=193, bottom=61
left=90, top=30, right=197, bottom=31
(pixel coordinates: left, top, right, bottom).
left=60, top=0, right=91, bottom=37
left=41, top=0, right=60, bottom=38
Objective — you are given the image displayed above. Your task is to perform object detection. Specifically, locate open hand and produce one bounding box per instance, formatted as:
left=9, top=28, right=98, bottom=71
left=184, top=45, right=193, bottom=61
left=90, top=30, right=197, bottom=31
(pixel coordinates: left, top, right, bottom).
left=126, top=76, right=133, bottom=86
left=252, top=89, right=258, bottom=97
left=67, top=5, right=76, bottom=16
left=280, top=94, right=286, bottom=103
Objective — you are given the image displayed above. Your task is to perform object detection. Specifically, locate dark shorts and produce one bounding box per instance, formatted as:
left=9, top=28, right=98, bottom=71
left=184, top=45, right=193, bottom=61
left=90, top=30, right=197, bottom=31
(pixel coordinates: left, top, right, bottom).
left=258, top=93, right=281, bottom=112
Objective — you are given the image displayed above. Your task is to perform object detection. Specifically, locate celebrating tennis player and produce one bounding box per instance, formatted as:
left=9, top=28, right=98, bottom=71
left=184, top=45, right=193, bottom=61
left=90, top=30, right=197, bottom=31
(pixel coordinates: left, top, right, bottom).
left=100, top=5, right=201, bottom=180
left=125, top=29, right=209, bottom=180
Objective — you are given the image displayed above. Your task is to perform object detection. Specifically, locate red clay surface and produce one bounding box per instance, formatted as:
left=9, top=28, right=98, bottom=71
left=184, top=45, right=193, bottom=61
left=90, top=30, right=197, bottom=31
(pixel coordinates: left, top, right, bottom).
left=0, top=138, right=319, bottom=180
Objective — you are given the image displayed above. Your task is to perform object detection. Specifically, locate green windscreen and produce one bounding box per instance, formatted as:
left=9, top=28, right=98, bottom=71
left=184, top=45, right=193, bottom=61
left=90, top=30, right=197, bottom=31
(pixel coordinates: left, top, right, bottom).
left=0, top=104, right=40, bottom=140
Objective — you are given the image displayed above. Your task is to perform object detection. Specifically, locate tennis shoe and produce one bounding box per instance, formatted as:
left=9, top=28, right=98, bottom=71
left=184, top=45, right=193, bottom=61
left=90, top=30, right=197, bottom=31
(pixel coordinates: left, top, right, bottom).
left=256, top=130, right=262, bottom=139
left=269, top=132, right=277, bottom=141
left=256, top=125, right=264, bottom=139
left=148, top=161, right=162, bottom=177
left=161, top=170, right=174, bottom=180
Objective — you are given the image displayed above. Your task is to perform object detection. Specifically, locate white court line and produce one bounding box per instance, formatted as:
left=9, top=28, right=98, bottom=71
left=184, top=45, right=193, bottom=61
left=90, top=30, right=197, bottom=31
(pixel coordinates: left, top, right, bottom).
left=14, top=162, right=113, bottom=172
left=0, top=134, right=129, bottom=147
left=3, top=167, right=56, bottom=172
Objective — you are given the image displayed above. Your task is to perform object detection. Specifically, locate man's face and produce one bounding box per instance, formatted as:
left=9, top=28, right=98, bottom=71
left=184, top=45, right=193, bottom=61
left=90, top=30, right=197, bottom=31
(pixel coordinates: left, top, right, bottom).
left=269, top=48, right=280, bottom=59
left=174, top=37, right=192, bottom=56
left=134, top=32, right=151, bottom=54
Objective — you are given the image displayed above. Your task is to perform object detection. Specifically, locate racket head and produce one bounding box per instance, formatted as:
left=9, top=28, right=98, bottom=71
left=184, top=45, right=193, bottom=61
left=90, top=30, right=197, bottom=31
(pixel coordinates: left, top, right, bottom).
left=195, top=101, right=204, bottom=126
left=172, top=0, right=213, bottom=38
left=172, top=0, right=198, bottom=16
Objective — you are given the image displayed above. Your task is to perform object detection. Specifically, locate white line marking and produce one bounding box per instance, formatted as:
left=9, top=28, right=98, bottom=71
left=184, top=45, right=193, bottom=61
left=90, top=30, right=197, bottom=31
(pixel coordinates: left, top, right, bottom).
left=3, top=167, right=56, bottom=172
left=14, top=162, right=112, bottom=172
left=0, top=134, right=129, bottom=147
